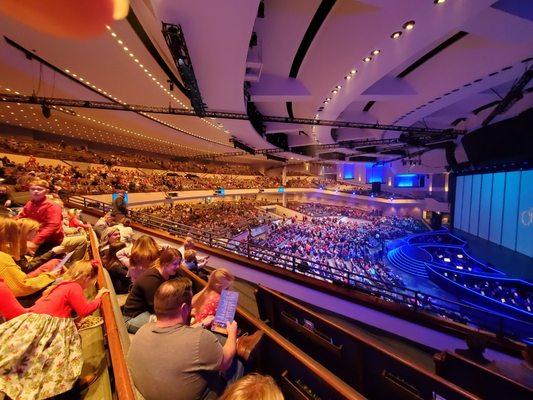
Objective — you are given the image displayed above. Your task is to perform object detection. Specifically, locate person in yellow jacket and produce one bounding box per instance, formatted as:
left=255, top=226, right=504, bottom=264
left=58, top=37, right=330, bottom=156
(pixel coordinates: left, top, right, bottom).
left=0, top=251, right=58, bottom=297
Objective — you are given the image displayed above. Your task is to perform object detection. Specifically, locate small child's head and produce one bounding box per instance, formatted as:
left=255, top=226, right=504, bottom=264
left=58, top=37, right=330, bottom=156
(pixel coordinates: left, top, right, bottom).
left=28, top=178, right=49, bottom=202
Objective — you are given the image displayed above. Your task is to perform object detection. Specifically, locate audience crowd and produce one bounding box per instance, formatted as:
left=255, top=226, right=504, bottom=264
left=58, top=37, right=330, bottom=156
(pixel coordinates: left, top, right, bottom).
left=139, top=199, right=274, bottom=237
left=1, top=135, right=261, bottom=174
left=442, top=271, right=533, bottom=314
left=248, top=211, right=426, bottom=290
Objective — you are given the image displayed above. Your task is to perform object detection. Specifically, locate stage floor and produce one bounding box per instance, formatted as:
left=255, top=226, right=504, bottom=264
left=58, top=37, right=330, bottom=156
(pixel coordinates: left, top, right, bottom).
left=451, top=228, right=533, bottom=280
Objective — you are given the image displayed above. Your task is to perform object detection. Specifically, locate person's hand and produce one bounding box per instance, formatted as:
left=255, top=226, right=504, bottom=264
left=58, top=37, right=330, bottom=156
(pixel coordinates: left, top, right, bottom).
left=201, top=315, right=215, bottom=328
left=226, top=320, right=238, bottom=337
left=26, top=241, right=38, bottom=255
left=96, top=288, right=110, bottom=299
left=51, top=245, right=66, bottom=254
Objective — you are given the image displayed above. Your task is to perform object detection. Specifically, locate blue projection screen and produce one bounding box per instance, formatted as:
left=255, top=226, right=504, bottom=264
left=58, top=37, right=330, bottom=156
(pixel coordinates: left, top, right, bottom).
left=453, top=170, right=533, bottom=257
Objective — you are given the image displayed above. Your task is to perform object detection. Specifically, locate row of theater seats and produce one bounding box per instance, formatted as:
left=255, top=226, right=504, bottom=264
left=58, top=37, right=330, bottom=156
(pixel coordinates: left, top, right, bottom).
left=255, top=285, right=533, bottom=400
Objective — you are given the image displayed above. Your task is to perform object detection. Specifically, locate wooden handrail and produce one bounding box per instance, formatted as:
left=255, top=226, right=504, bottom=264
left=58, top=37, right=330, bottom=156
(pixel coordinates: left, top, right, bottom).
left=179, top=266, right=366, bottom=400
left=89, top=229, right=136, bottom=400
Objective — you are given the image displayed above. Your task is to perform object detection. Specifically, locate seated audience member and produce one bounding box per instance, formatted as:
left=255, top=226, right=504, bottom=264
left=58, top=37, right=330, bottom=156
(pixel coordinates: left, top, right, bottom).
left=16, top=178, right=64, bottom=256
left=12, top=218, right=66, bottom=273
left=0, top=185, right=18, bottom=216
left=112, top=189, right=128, bottom=216
left=94, top=212, right=115, bottom=238
left=103, top=242, right=130, bottom=294
left=123, top=247, right=182, bottom=333
left=0, top=218, right=58, bottom=298
left=99, top=226, right=122, bottom=256
left=219, top=373, right=284, bottom=400
left=66, top=209, right=90, bottom=230
left=117, top=234, right=160, bottom=283
left=128, top=278, right=248, bottom=400
left=116, top=217, right=134, bottom=243
left=183, top=249, right=209, bottom=273
left=0, top=260, right=109, bottom=400
left=191, top=268, right=234, bottom=327
left=455, top=333, right=493, bottom=366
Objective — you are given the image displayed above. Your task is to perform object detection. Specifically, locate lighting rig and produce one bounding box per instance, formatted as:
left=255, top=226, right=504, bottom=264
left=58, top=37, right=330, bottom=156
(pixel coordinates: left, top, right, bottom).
left=162, top=23, right=206, bottom=117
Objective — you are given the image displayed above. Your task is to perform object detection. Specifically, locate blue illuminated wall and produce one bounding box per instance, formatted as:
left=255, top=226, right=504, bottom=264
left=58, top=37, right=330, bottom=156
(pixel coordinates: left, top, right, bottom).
left=366, top=164, right=384, bottom=183
left=342, top=164, right=355, bottom=180
left=453, top=169, right=533, bottom=257
left=394, top=174, right=424, bottom=188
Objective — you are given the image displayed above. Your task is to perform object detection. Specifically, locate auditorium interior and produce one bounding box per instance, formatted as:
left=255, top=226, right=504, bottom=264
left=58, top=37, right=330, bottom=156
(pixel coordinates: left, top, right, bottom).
left=1, top=1, right=533, bottom=399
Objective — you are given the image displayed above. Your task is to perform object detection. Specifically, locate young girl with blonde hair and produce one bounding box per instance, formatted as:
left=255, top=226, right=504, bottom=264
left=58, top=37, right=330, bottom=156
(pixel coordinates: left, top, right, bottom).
left=191, top=268, right=234, bottom=326
left=0, top=260, right=109, bottom=400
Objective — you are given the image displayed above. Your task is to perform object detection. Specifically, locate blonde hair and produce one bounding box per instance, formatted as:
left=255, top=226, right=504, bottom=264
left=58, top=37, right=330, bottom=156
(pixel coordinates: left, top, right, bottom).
left=28, top=178, right=49, bottom=189
left=130, top=235, right=160, bottom=269
left=0, top=217, right=40, bottom=260
left=184, top=249, right=197, bottom=262
left=17, top=218, right=41, bottom=258
left=192, top=268, right=234, bottom=309
left=42, top=260, right=98, bottom=297
left=219, top=374, right=284, bottom=400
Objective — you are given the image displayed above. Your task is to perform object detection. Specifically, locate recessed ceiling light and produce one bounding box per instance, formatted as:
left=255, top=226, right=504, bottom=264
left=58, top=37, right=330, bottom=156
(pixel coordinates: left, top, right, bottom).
left=434, top=0, right=446, bottom=4
left=371, top=49, right=380, bottom=56
left=350, top=69, right=356, bottom=74
left=363, top=56, right=372, bottom=62
left=391, top=31, right=402, bottom=39
left=336, top=85, right=341, bottom=89
left=344, top=75, right=351, bottom=80
left=403, top=20, right=415, bottom=30
left=332, top=90, right=338, bottom=94
left=326, top=97, right=331, bottom=101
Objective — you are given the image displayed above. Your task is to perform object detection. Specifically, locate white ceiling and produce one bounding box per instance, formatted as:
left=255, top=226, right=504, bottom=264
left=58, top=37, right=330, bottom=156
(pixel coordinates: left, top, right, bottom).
left=0, top=0, right=531, bottom=171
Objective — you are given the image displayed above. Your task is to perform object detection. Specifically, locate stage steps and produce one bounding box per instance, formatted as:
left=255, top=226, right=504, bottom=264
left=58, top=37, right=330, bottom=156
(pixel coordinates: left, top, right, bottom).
left=387, top=246, right=429, bottom=278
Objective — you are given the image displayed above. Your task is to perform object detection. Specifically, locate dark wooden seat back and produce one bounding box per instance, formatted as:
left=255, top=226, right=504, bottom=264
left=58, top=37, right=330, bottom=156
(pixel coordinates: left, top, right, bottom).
left=434, top=351, right=533, bottom=400
left=256, top=285, right=480, bottom=400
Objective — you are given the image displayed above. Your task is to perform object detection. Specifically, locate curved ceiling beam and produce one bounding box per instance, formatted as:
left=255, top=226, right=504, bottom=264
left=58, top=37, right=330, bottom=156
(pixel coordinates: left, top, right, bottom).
left=286, top=0, right=336, bottom=118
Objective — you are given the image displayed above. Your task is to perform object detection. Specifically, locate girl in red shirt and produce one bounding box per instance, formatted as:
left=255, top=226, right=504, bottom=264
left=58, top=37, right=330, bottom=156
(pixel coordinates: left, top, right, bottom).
left=0, top=260, right=109, bottom=400
left=191, top=268, right=234, bottom=326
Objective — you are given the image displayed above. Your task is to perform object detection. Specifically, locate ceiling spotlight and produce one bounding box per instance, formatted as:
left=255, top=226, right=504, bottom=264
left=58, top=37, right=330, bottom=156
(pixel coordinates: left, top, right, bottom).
left=336, top=85, right=342, bottom=89
left=323, top=100, right=328, bottom=104
left=391, top=31, right=402, bottom=39
left=350, top=69, right=357, bottom=74
left=345, top=75, right=351, bottom=80
left=363, top=56, right=372, bottom=62
left=326, top=97, right=331, bottom=101
left=371, top=49, right=381, bottom=56
left=434, top=0, right=446, bottom=3
left=332, top=90, right=338, bottom=94
left=403, top=20, right=415, bottom=30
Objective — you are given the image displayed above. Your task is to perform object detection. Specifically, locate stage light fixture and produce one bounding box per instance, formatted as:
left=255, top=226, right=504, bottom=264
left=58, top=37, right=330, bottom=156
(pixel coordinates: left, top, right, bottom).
left=350, top=69, right=357, bottom=74
left=41, top=104, right=51, bottom=119
left=391, top=31, right=402, bottom=39
left=363, top=56, right=372, bottom=62
left=434, top=0, right=446, bottom=4
left=403, top=20, right=415, bottom=30
left=345, top=75, right=351, bottom=80
left=371, top=49, right=380, bottom=56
